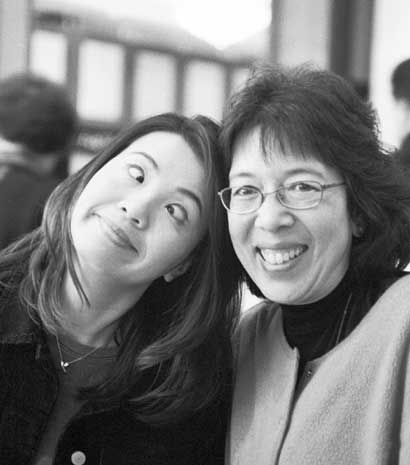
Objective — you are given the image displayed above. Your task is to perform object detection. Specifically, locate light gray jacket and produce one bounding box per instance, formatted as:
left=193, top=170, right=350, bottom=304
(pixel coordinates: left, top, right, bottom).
left=227, top=275, right=410, bottom=465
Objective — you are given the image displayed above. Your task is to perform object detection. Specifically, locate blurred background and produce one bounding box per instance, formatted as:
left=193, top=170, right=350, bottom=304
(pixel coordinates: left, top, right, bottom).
left=0, top=0, right=407, bottom=169
left=0, top=0, right=408, bottom=308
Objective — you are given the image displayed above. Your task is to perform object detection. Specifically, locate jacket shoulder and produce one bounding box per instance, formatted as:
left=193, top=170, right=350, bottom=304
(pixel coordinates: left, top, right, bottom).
left=233, top=300, right=280, bottom=352
left=375, top=273, right=410, bottom=314
left=0, top=274, right=35, bottom=338
left=238, top=300, right=279, bottom=333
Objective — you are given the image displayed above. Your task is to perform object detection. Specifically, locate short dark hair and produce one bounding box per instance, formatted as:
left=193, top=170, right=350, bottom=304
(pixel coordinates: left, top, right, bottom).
left=221, top=63, right=410, bottom=296
left=392, top=59, right=410, bottom=102
left=0, top=73, right=77, bottom=154
left=1, top=113, right=241, bottom=424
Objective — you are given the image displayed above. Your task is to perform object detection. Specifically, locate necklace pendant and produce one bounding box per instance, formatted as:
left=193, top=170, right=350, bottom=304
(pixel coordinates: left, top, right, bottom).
left=60, top=361, right=69, bottom=373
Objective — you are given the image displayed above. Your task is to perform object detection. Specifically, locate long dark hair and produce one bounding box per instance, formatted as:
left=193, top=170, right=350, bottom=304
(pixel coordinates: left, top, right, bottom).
left=0, top=113, right=242, bottom=424
left=221, top=63, right=410, bottom=296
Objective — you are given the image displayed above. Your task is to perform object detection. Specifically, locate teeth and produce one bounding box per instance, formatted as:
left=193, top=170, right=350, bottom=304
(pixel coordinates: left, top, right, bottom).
left=260, top=247, right=305, bottom=265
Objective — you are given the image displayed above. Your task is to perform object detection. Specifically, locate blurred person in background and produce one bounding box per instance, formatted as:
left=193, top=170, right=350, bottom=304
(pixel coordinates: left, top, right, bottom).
left=220, top=64, right=410, bottom=464
left=391, top=58, right=410, bottom=170
left=0, top=73, right=78, bottom=250
left=0, top=113, right=240, bottom=465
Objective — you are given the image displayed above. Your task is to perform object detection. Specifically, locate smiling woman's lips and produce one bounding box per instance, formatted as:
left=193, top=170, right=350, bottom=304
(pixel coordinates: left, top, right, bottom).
left=96, top=214, right=138, bottom=253
left=257, top=245, right=308, bottom=266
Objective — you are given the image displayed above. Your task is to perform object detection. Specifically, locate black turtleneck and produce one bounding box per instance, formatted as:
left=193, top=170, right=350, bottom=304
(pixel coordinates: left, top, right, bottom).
left=281, top=269, right=403, bottom=381
left=281, top=271, right=367, bottom=381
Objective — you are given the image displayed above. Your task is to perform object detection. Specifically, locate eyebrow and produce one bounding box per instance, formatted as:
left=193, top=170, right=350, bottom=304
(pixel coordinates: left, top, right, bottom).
left=229, top=167, right=326, bottom=182
left=128, top=151, right=159, bottom=169
left=229, top=171, right=255, bottom=181
left=177, top=187, right=203, bottom=215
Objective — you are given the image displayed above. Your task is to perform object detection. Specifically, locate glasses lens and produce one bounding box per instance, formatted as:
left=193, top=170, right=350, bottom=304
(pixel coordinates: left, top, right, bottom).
left=282, top=181, right=322, bottom=209
left=225, top=186, right=261, bottom=213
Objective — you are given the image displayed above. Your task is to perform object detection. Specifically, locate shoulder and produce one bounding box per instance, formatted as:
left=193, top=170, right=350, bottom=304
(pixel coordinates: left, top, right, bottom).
left=0, top=273, right=35, bottom=338
left=233, top=300, right=281, bottom=350
left=374, top=273, right=410, bottom=312
left=0, top=166, right=58, bottom=193
left=18, top=171, right=59, bottom=196
left=238, top=300, right=280, bottom=330
left=360, top=274, right=410, bottom=340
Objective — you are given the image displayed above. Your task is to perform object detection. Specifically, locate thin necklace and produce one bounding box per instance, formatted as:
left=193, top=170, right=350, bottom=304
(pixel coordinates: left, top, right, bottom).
left=55, top=333, right=100, bottom=373
left=335, top=292, right=353, bottom=345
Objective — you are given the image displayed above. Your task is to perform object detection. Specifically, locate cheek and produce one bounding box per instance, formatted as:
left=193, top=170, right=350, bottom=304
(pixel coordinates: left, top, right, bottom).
left=228, top=216, right=253, bottom=257
left=71, top=182, right=98, bottom=218
left=153, top=227, right=201, bottom=266
left=311, top=210, right=353, bottom=259
left=228, top=216, right=247, bottom=242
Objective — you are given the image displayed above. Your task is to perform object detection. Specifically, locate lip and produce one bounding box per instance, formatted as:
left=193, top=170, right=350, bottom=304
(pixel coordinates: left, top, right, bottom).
left=95, top=213, right=138, bottom=253
left=256, top=243, right=308, bottom=269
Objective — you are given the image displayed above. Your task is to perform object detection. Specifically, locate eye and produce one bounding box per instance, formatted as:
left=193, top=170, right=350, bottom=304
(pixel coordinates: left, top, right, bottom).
left=288, top=181, right=321, bottom=193
left=128, top=165, right=145, bottom=183
left=231, top=185, right=260, bottom=198
left=166, top=204, right=187, bottom=223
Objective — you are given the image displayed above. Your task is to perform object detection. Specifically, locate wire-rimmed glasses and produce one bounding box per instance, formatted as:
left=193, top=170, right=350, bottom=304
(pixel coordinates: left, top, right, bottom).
left=218, top=180, right=346, bottom=214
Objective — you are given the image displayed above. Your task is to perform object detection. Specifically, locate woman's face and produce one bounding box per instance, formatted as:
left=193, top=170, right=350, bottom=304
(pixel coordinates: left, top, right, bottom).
left=228, top=127, right=358, bottom=305
left=71, top=131, right=208, bottom=289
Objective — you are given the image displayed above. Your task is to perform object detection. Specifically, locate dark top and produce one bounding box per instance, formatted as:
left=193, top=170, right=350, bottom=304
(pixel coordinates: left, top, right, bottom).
left=281, top=271, right=396, bottom=379
left=33, top=335, right=117, bottom=465
left=0, top=278, right=229, bottom=465
left=0, top=162, right=59, bottom=250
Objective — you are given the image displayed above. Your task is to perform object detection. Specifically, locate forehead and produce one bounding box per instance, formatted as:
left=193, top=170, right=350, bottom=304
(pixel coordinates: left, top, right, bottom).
left=230, top=127, right=340, bottom=180
left=125, top=131, right=193, bottom=158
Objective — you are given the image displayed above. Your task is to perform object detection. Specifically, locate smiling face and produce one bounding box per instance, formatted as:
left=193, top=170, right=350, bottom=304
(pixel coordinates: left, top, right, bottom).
left=70, top=131, right=208, bottom=290
left=228, top=127, right=357, bottom=305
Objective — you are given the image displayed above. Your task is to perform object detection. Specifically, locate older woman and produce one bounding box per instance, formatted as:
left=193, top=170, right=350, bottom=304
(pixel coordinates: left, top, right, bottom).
left=219, top=65, right=410, bottom=464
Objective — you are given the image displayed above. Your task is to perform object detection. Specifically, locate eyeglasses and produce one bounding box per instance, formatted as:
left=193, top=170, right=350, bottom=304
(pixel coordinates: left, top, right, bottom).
left=218, top=180, right=346, bottom=214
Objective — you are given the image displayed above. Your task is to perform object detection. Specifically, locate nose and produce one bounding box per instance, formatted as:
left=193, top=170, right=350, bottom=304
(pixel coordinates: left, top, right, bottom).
left=118, top=194, right=150, bottom=229
left=254, top=192, right=295, bottom=231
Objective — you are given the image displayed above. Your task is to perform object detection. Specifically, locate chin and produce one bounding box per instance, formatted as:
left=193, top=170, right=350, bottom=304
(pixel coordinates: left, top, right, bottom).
left=259, top=282, right=304, bottom=305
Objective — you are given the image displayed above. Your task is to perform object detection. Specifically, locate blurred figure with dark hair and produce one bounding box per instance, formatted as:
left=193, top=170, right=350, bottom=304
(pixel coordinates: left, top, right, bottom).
left=0, top=73, right=78, bottom=250
left=392, top=59, right=410, bottom=166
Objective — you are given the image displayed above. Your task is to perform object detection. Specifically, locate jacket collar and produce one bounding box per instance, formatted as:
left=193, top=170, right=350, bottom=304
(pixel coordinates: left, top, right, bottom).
left=0, top=284, right=43, bottom=345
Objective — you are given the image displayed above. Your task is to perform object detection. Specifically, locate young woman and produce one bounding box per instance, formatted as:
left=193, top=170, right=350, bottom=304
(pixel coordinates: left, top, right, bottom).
left=220, top=65, right=410, bottom=464
left=0, top=113, right=240, bottom=465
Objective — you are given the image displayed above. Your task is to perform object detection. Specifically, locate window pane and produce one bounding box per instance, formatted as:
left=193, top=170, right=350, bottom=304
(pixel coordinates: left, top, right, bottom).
left=183, top=61, right=225, bottom=120
left=133, top=52, right=176, bottom=119
left=77, top=39, right=124, bottom=122
left=278, top=0, right=331, bottom=68
left=30, top=30, right=67, bottom=83
left=231, top=67, right=250, bottom=93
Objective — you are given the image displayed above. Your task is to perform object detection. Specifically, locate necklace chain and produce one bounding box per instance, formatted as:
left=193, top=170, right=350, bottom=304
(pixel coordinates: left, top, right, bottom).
left=55, top=334, right=100, bottom=373
left=335, top=292, right=353, bottom=346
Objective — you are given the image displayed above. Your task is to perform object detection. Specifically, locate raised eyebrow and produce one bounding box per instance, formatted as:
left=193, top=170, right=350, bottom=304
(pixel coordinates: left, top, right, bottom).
left=127, top=151, right=158, bottom=170
left=177, top=187, right=203, bottom=215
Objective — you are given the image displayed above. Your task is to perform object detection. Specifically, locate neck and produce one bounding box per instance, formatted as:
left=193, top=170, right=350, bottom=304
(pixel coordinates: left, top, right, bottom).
left=60, top=268, right=149, bottom=347
left=281, top=271, right=352, bottom=356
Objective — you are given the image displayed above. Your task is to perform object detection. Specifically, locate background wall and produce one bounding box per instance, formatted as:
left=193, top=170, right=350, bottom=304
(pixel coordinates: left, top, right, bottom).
left=0, top=0, right=31, bottom=78
left=370, top=0, right=410, bottom=148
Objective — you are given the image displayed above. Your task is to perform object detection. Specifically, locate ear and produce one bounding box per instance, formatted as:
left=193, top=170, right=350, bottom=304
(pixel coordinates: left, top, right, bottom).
left=351, top=216, right=364, bottom=238
left=163, top=258, right=192, bottom=283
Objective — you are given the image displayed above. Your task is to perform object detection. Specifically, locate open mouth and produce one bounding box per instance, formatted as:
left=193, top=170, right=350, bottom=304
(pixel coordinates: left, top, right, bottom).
left=258, top=246, right=307, bottom=265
